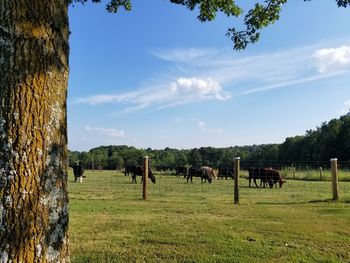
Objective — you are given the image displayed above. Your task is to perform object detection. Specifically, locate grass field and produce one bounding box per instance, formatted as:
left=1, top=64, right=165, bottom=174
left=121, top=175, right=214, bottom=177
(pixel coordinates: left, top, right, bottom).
left=279, top=167, right=350, bottom=182
left=69, top=170, right=350, bottom=263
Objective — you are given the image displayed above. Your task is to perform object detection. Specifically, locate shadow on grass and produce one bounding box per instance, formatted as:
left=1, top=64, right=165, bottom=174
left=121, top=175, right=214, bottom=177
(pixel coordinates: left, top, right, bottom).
left=239, top=185, right=275, bottom=189
left=255, top=198, right=345, bottom=205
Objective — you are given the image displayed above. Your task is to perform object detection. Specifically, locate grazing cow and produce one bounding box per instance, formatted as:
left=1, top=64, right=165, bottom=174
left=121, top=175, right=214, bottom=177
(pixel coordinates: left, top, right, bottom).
left=128, top=165, right=156, bottom=184
left=175, top=166, right=188, bottom=178
left=218, top=167, right=234, bottom=180
left=72, top=163, right=85, bottom=183
left=248, top=168, right=285, bottom=188
left=201, top=166, right=218, bottom=180
left=248, top=168, right=273, bottom=188
left=269, top=169, right=286, bottom=188
left=187, top=167, right=212, bottom=184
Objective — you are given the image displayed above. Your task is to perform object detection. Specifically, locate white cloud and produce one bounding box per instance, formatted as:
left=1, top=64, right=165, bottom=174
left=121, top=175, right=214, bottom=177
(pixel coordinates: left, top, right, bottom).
left=152, top=47, right=218, bottom=63
left=239, top=72, right=341, bottom=95
left=153, top=44, right=350, bottom=97
left=171, top=77, right=230, bottom=100
left=75, top=43, right=350, bottom=114
left=76, top=92, right=138, bottom=105
left=312, top=45, right=350, bottom=73
left=76, top=77, right=230, bottom=113
left=85, top=126, right=125, bottom=138
left=149, top=46, right=314, bottom=98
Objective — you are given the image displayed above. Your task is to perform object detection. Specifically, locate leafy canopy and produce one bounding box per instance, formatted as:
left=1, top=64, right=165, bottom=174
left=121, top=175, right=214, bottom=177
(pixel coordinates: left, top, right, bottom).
left=69, top=0, right=350, bottom=49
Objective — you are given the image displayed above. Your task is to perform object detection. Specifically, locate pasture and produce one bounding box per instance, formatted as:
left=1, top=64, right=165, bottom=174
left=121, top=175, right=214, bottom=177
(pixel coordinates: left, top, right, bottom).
left=69, top=170, right=350, bottom=263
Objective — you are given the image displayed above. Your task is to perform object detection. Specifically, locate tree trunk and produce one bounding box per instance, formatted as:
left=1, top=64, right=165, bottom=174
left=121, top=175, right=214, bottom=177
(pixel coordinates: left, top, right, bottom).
left=0, top=1, right=70, bottom=262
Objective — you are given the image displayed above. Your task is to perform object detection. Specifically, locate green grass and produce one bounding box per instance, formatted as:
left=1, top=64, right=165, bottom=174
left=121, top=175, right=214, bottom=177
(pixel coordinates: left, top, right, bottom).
left=279, top=167, right=350, bottom=182
left=69, top=170, right=350, bottom=263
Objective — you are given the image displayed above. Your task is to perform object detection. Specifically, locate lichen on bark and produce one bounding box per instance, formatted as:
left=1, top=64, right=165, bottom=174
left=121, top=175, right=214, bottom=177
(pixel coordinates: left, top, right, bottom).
left=0, top=0, right=70, bottom=262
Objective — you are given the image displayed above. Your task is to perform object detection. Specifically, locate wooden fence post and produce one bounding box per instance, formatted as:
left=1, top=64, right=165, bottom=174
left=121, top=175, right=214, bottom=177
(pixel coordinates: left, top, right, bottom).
left=330, top=158, right=339, bottom=201
left=319, top=167, right=323, bottom=181
left=234, top=157, right=240, bottom=204
left=143, top=156, right=149, bottom=200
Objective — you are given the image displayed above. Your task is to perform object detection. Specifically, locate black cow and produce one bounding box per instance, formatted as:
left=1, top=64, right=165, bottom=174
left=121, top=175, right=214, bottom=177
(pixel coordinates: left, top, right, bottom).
left=248, top=168, right=285, bottom=188
left=72, top=163, right=85, bottom=183
left=248, top=168, right=272, bottom=188
left=124, top=165, right=134, bottom=177
left=128, top=165, right=156, bottom=184
left=218, top=167, right=234, bottom=180
left=186, top=167, right=212, bottom=184
left=175, top=166, right=187, bottom=178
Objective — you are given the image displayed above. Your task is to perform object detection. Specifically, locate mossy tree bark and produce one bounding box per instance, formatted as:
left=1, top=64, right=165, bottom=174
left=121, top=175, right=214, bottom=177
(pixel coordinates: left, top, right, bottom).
left=0, top=1, right=70, bottom=262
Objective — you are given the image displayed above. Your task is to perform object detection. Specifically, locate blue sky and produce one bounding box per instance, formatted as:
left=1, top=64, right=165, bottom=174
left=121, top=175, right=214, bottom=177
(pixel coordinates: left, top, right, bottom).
left=67, top=1, right=350, bottom=151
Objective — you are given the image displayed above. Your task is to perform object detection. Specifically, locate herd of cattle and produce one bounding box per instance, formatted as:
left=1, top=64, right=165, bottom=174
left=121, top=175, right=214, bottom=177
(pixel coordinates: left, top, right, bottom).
left=123, top=165, right=286, bottom=188
left=72, top=162, right=285, bottom=188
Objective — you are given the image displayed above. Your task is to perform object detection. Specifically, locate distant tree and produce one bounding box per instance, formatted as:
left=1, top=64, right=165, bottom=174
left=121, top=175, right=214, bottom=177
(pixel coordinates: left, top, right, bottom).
left=188, top=149, right=203, bottom=167
left=68, top=151, right=80, bottom=166
left=78, top=151, right=90, bottom=168
left=155, top=150, right=173, bottom=168
left=276, top=114, right=350, bottom=162
left=175, top=152, right=188, bottom=167
left=278, top=136, right=304, bottom=161
left=108, top=152, right=124, bottom=170
left=220, top=150, right=235, bottom=167
left=248, top=144, right=279, bottom=162
left=125, top=158, right=138, bottom=167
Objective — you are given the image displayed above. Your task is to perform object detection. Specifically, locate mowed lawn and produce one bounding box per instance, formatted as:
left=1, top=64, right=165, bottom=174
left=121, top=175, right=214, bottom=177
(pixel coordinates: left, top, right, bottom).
left=68, top=170, right=350, bottom=263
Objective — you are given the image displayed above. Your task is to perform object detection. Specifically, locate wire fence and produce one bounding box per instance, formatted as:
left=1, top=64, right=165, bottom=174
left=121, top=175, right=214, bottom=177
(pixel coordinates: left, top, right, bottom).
left=241, top=160, right=350, bottom=181
left=68, top=159, right=350, bottom=205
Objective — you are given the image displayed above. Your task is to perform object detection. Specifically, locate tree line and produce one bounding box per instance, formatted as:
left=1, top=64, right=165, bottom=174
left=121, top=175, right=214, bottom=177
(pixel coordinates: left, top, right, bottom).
left=69, top=113, right=350, bottom=170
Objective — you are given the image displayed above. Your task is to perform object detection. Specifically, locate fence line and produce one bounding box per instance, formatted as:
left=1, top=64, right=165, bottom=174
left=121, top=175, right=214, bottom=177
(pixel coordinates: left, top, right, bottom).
left=69, top=159, right=350, bottom=204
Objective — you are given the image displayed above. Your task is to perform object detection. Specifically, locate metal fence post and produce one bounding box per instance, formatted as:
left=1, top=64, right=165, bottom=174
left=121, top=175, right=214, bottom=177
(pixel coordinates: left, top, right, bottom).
left=234, top=157, right=240, bottom=204
left=330, top=158, right=339, bottom=201
left=143, top=156, right=149, bottom=200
